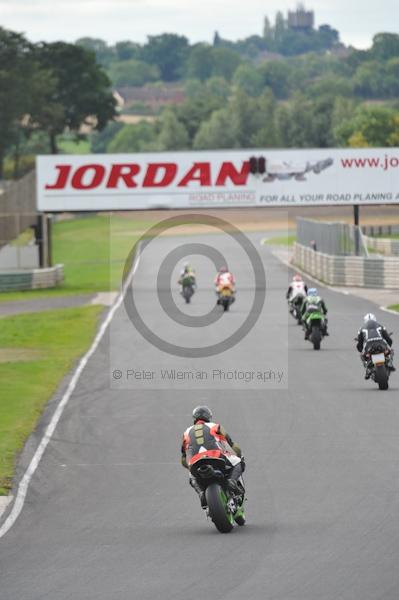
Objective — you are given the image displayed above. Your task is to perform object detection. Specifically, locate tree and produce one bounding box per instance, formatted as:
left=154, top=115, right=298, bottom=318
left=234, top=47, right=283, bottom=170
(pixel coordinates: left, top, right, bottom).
left=193, top=108, right=237, bottom=149
left=157, top=109, right=189, bottom=150
left=306, top=75, right=353, bottom=99
left=233, top=63, right=264, bottom=97
left=263, top=16, right=273, bottom=43
left=275, top=93, right=315, bottom=147
left=206, top=77, right=230, bottom=100
left=0, top=28, right=40, bottom=177
left=186, top=44, right=214, bottom=81
left=175, top=94, right=224, bottom=141
left=250, top=90, right=278, bottom=147
left=115, top=41, right=141, bottom=61
left=75, top=37, right=114, bottom=66
left=258, top=60, right=292, bottom=99
left=211, top=47, right=241, bottom=81
left=274, top=11, right=286, bottom=47
left=91, top=120, right=124, bottom=153
left=141, top=34, right=189, bottom=81
left=107, top=121, right=157, bottom=153
left=371, top=33, right=399, bottom=61
left=33, top=42, right=117, bottom=153
left=228, top=90, right=259, bottom=147
left=334, top=105, right=399, bottom=147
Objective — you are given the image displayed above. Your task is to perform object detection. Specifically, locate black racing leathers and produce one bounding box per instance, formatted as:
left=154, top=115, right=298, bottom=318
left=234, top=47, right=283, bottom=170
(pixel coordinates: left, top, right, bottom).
left=356, top=321, right=392, bottom=353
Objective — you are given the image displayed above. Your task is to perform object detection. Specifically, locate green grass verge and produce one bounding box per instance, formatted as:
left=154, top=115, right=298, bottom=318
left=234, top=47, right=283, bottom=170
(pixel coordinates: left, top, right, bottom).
left=0, top=305, right=103, bottom=494
left=263, top=234, right=296, bottom=246
left=0, top=215, right=150, bottom=302
left=387, top=304, right=399, bottom=312
left=58, top=138, right=91, bottom=154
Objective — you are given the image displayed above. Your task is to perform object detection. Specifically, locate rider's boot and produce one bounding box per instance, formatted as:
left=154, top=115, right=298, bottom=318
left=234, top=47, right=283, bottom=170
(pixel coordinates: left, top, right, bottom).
left=190, top=477, right=207, bottom=509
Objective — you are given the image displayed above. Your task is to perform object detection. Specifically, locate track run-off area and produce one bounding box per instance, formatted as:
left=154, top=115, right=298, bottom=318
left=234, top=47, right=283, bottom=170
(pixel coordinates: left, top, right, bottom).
left=1, top=227, right=399, bottom=600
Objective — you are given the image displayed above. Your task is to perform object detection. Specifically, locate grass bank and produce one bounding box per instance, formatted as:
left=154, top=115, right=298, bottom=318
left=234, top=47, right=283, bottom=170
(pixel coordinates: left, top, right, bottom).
left=0, top=215, right=150, bottom=302
left=263, top=234, right=296, bottom=246
left=0, top=305, right=103, bottom=494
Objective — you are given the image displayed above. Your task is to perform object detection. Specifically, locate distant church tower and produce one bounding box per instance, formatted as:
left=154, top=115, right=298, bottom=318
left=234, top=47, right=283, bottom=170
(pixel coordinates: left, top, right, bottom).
left=287, top=4, right=314, bottom=31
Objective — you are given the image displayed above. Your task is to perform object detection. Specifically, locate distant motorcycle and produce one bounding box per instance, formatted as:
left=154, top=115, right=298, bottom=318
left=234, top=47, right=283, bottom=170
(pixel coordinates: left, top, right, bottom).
left=288, top=294, right=305, bottom=324
left=217, top=285, right=235, bottom=312
left=362, top=336, right=394, bottom=390
left=180, top=275, right=196, bottom=304
left=190, top=456, right=246, bottom=533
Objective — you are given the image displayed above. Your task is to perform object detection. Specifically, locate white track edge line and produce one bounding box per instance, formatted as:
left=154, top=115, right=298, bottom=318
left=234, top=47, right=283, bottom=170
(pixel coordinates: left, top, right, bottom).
left=0, top=248, right=141, bottom=539
left=380, top=306, right=399, bottom=316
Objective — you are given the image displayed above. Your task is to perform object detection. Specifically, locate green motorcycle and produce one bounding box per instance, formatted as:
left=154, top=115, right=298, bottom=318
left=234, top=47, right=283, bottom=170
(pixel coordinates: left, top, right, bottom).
left=190, top=457, right=246, bottom=533
left=303, top=300, right=327, bottom=351
left=180, top=275, right=196, bottom=304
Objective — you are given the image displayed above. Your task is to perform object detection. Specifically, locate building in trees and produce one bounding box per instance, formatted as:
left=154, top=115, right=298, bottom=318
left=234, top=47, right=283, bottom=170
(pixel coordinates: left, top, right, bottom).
left=287, top=5, right=314, bottom=31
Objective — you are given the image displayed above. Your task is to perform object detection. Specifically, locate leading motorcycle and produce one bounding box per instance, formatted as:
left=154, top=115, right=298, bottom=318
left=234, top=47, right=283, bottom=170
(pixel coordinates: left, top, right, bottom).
left=217, top=284, right=235, bottom=312
left=180, top=274, right=196, bottom=304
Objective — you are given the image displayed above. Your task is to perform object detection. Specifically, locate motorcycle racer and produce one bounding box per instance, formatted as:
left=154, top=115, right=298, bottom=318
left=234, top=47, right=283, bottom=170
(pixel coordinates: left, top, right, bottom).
left=286, top=273, right=308, bottom=301
left=301, top=288, right=329, bottom=339
left=356, top=313, right=395, bottom=379
left=181, top=405, right=244, bottom=509
left=178, top=263, right=196, bottom=287
left=214, top=266, right=235, bottom=290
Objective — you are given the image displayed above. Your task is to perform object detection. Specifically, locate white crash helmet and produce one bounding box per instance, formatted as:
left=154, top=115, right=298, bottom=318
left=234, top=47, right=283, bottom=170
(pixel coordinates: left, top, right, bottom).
left=364, top=313, right=377, bottom=323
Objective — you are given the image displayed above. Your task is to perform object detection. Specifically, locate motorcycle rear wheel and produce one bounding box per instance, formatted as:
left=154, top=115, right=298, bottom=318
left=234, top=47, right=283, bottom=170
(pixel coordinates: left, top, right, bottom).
left=375, top=365, right=389, bottom=390
left=311, top=325, right=321, bottom=350
left=205, top=483, right=234, bottom=533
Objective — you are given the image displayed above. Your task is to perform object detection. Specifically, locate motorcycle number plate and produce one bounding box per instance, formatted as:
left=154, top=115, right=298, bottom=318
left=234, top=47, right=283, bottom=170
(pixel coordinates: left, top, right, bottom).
left=372, top=353, right=385, bottom=365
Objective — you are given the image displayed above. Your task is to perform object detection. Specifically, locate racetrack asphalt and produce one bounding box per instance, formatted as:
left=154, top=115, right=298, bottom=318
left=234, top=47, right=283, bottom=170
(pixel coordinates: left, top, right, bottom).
left=1, top=231, right=399, bottom=600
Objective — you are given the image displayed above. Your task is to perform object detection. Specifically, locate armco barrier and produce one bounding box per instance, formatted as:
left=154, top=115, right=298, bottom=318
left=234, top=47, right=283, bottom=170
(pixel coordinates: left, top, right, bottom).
left=363, top=235, right=399, bottom=256
left=292, top=243, right=399, bottom=289
left=0, top=264, right=64, bottom=292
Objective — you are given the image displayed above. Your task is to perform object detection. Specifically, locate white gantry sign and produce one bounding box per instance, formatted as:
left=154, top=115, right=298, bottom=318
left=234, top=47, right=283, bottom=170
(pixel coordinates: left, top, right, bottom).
left=36, top=148, right=399, bottom=211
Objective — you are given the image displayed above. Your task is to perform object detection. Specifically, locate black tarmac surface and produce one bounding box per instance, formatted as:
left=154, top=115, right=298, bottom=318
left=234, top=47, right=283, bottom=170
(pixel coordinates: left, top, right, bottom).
left=1, top=232, right=399, bottom=600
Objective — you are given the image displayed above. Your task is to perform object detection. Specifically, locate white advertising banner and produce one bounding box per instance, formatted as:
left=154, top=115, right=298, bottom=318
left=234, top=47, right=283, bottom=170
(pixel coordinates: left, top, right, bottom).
left=36, top=148, right=399, bottom=211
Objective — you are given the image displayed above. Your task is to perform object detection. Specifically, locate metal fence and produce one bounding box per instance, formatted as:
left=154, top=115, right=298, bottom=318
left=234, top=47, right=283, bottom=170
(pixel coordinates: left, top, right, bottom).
left=297, top=218, right=368, bottom=257
left=363, top=234, right=399, bottom=256
left=293, top=243, right=399, bottom=289
left=362, top=224, right=399, bottom=237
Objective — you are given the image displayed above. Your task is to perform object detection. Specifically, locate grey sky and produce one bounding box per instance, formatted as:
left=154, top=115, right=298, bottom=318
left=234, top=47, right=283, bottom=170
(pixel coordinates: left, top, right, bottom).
left=0, top=0, right=398, bottom=49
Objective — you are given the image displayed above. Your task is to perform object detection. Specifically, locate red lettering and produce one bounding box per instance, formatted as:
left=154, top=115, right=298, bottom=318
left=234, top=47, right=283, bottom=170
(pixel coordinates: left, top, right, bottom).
left=45, top=164, right=71, bottom=189
left=143, top=163, right=177, bottom=187
left=178, top=163, right=211, bottom=187
left=71, top=164, right=105, bottom=189
left=216, top=161, right=250, bottom=186
left=106, top=163, right=140, bottom=188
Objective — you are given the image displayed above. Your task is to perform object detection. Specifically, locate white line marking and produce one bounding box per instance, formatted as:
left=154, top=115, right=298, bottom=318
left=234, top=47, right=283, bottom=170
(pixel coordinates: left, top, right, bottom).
left=380, top=306, right=399, bottom=316
left=0, top=249, right=141, bottom=539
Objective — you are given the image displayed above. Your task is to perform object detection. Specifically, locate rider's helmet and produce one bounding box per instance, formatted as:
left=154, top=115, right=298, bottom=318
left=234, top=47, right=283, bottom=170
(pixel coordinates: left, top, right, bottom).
left=192, top=405, right=212, bottom=423
left=293, top=274, right=302, bottom=282
left=307, top=288, right=318, bottom=296
left=183, top=262, right=191, bottom=273
left=364, top=313, right=377, bottom=323
left=219, top=266, right=228, bottom=273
